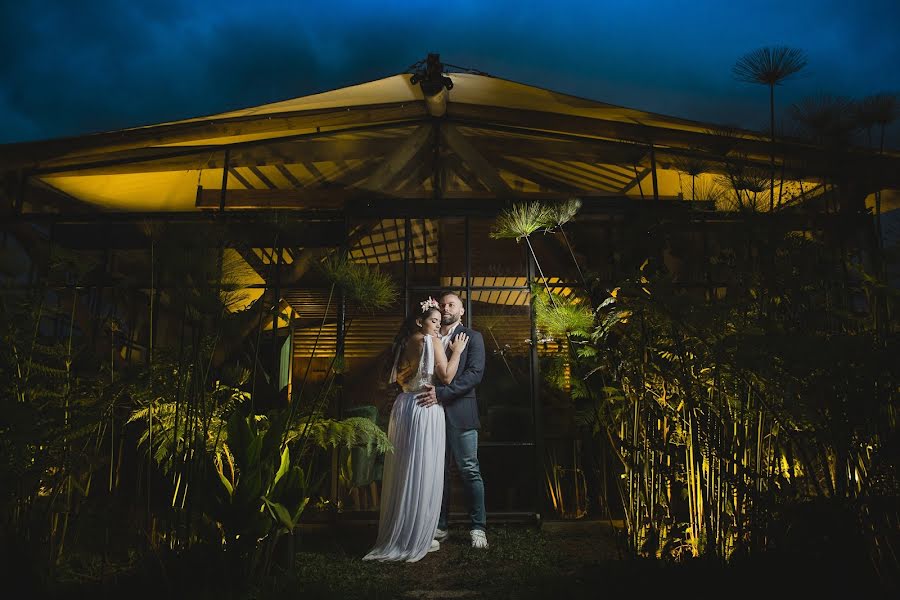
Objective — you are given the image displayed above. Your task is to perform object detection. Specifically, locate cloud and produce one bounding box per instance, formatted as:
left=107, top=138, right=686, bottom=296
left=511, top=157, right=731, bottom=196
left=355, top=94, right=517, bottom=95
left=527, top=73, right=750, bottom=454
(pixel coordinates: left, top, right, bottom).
left=1, top=0, right=898, bottom=147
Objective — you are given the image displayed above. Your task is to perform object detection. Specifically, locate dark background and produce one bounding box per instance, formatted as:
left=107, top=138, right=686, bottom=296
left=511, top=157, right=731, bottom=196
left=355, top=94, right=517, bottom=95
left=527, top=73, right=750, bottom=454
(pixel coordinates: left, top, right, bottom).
left=2, top=0, right=898, bottom=147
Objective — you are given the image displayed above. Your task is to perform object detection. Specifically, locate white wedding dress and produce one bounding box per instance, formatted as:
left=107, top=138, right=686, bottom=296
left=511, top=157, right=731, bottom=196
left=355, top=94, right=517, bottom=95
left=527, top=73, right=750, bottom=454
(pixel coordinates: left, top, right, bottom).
left=363, top=335, right=446, bottom=562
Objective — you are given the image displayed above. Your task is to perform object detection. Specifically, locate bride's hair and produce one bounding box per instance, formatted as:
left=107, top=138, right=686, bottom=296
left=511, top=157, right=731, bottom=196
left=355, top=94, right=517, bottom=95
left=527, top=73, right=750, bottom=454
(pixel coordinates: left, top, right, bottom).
left=387, top=306, right=441, bottom=381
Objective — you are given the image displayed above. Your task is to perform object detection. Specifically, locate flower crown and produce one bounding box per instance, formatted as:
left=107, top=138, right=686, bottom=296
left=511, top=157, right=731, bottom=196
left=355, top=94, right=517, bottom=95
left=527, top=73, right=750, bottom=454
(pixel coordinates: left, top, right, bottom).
left=419, top=296, right=440, bottom=313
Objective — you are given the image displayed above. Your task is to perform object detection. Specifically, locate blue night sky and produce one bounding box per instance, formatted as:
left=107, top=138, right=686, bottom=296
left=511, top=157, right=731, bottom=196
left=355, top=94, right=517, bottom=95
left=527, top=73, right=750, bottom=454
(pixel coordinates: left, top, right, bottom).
left=2, top=0, right=899, bottom=147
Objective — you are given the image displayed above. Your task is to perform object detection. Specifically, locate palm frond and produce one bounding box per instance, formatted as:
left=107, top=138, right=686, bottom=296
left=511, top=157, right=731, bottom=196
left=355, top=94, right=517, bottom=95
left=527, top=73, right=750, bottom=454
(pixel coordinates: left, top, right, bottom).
left=704, top=124, right=746, bottom=157
left=671, top=156, right=712, bottom=177
left=548, top=198, right=582, bottom=227
left=318, top=254, right=398, bottom=311
left=733, top=46, right=808, bottom=86
left=856, top=93, right=898, bottom=129
left=490, top=202, right=554, bottom=241
left=693, top=179, right=729, bottom=207
left=790, top=94, right=859, bottom=143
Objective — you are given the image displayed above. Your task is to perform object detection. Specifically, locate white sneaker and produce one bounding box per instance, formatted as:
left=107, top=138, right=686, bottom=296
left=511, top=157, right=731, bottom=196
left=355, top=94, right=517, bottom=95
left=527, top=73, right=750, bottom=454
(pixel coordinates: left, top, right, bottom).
left=428, top=539, right=440, bottom=553
left=434, top=528, right=449, bottom=542
left=470, top=529, right=488, bottom=549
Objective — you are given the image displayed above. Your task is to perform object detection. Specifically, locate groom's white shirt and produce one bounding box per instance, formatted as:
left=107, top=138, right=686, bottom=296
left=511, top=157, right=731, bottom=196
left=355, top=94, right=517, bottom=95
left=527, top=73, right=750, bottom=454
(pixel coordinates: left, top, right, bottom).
left=440, top=322, right=461, bottom=351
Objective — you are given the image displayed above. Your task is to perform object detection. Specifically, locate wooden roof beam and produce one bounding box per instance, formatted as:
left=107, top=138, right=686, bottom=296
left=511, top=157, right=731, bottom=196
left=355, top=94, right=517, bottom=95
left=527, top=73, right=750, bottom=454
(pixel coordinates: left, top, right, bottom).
left=491, top=156, right=581, bottom=194
left=446, top=105, right=837, bottom=166
left=234, top=247, right=269, bottom=279
left=524, top=158, right=622, bottom=191
left=474, top=134, right=647, bottom=165
left=2, top=103, right=428, bottom=168
left=621, top=167, right=653, bottom=194
left=362, top=125, right=432, bottom=192
left=440, top=123, right=510, bottom=193
left=443, top=153, right=489, bottom=193
left=30, top=123, right=420, bottom=176
left=197, top=187, right=362, bottom=210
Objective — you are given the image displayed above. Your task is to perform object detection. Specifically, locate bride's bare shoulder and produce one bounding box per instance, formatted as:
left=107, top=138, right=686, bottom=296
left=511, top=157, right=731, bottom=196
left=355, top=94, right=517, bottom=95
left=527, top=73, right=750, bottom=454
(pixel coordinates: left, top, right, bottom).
left=401, top=332, right=425, bottom=360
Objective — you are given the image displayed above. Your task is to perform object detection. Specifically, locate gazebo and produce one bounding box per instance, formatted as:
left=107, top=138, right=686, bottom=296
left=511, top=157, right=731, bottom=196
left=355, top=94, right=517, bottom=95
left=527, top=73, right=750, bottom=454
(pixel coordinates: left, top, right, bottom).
left=2, top=54, right=897, bottom=522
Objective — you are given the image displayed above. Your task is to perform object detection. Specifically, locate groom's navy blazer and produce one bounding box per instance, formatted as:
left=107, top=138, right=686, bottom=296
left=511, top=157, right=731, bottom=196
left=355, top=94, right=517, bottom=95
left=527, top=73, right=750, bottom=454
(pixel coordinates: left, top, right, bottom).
left=436, top=323, right=485, bottom=430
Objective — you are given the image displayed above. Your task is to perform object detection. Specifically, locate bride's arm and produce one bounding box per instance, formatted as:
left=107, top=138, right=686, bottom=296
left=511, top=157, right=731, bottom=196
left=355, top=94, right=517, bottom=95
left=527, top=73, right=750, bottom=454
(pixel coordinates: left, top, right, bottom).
left=433, top=334, right=466, bottom=384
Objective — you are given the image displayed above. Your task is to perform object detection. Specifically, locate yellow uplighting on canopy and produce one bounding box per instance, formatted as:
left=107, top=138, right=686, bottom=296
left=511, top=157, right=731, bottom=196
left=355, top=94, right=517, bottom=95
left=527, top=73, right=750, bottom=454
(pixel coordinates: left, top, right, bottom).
left=5, top=70, right=871, bottom=215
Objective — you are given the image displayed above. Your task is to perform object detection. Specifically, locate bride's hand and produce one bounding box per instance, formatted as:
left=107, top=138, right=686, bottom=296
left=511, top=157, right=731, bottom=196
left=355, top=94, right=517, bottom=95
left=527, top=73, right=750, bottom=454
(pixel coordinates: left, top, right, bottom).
left=448, top=332, right=469, bottom=353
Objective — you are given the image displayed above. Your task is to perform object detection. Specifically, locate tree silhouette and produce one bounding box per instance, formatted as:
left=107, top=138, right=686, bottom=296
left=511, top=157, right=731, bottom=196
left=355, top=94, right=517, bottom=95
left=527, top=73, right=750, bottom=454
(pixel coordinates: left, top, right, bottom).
left=671, top=155, right=712, bottom=207
left=790, top=94, right=859, bottom=212
left=857, top=93, right=898, bottom=249
left=733, top=46, right=808, bottom=211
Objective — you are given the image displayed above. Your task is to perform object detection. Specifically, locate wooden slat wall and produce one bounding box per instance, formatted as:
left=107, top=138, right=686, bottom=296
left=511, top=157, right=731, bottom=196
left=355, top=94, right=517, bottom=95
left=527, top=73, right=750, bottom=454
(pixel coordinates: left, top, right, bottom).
left=293, top=317, right=401, bottom=358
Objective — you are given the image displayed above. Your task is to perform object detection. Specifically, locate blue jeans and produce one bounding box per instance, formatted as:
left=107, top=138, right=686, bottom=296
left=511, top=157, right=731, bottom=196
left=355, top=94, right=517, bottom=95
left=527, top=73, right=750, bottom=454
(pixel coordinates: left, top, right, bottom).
left=438, top=425, right=486, bottom=532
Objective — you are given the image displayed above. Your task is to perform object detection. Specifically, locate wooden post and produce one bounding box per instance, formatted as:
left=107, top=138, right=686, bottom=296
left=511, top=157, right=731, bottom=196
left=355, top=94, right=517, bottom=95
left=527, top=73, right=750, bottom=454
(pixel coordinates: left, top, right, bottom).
left=432, top=121, right=443, bottom=202
left=528, top=244, right=545, bottom=523
left=14, top=169, right=27, bottom=214
left=219, top=149, right=230, bottom=212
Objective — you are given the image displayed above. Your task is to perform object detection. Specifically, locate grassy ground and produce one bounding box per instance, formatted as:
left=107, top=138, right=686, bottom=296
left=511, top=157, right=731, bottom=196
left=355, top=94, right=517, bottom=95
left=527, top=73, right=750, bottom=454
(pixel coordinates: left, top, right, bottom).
left=245, top=519, right=892, bottom=598
left=261, top=520, right=625, bottom=599
left=9, top=518, right=894, bottom=598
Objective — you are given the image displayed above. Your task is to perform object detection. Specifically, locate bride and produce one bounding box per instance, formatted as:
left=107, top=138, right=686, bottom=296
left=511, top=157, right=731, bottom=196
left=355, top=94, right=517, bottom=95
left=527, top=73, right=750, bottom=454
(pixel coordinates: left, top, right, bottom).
left=363, top=298, right=469, bottom=562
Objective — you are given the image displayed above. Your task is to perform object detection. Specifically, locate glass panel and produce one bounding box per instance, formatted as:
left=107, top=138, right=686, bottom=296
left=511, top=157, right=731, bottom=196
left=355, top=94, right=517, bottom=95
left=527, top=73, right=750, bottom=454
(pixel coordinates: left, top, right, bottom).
left=36, top=246, right=103, bottom=343
left=294, top=290, right=404, bottom=514
left=333, top=320, right=401, bottom=512
left=348, top=218, right=407, bottom=281
left=469, top=217, right=527, bottom=281
left=323, top=215, right=541, bottom=516
left=445, top=445, right=536, bottom=514
left=469, top=298, right=533, bottom=443
left=527, top=229, right=583, bottom=284
left=466, top=273, right=529, bottom=294
left=662, top=230, right=707, bottom=285
left=562, top=219, right=617, bottom=284
left=482, top=446, right=536, bottom=512
left=538, top=339, right=576, bottom=441
left=407, top=217, right=466, bottom=288
left=542, top=437, right=590, bottom=519
left=446, top=292, right=538, bottom=515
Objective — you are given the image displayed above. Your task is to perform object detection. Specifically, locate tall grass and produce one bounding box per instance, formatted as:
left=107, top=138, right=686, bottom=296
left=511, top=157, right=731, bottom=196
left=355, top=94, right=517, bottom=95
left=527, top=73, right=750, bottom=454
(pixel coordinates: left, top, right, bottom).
left=494, top=200, right=898, bottom=583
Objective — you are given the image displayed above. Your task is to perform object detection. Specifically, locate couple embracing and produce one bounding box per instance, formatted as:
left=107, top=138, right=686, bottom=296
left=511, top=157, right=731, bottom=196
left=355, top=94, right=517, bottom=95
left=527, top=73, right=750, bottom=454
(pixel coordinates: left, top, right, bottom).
left=363, top=292, right=488, bottom=562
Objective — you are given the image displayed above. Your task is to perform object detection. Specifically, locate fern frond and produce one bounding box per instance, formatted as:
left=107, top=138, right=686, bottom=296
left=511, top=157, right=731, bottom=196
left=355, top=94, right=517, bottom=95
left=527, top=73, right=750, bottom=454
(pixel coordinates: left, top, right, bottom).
left=286, top=416, right=392, bottom=455
left=24, top=362, right=68, bottom=380
left=533, top=285, right=594, bottom=338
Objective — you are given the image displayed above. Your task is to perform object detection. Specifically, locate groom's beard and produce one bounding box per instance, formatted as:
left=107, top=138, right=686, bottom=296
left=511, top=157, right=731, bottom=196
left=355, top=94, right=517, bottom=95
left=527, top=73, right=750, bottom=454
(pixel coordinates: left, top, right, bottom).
left=441, top=316, right=460, bottom=334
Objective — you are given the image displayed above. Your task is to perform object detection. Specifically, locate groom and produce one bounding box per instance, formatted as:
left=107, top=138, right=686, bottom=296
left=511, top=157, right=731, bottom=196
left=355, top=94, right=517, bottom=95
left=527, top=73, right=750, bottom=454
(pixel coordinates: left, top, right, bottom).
left=416, top=292, right=488, bottom=549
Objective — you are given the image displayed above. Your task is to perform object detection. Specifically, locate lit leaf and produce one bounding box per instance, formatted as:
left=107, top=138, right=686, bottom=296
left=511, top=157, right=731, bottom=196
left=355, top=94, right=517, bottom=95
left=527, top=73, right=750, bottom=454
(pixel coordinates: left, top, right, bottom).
left=273, top=446, right=290, bottom=487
